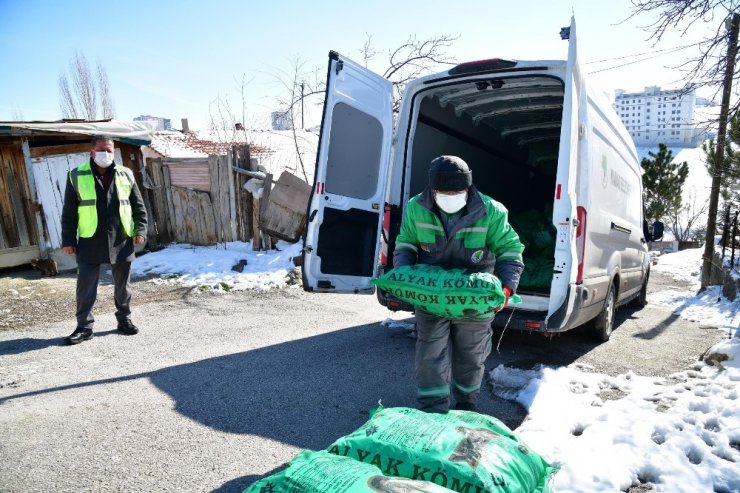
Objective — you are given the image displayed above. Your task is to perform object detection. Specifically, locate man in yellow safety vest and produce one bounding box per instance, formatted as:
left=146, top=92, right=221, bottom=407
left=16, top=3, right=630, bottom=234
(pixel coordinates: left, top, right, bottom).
left=61, top=135, right=148, bottom=345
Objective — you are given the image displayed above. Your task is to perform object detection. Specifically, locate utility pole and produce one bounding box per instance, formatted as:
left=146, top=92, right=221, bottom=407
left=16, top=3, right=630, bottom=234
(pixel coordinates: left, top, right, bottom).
left=702, top=12, right=740, bottom=288
left=300, top=81, right=305, bottom=129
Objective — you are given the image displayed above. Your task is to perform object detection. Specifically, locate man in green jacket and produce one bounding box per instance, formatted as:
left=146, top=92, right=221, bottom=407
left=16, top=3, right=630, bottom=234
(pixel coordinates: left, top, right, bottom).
left=393, top=155, right=524, bottom=412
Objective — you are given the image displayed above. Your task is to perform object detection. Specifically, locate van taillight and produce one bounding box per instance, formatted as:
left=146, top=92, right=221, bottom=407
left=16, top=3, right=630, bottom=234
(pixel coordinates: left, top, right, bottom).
left=576, top=206, right=587, bottom=284
left=524, top=321, right=543, bottom=330
left=448, top=59, right=517, bottom=75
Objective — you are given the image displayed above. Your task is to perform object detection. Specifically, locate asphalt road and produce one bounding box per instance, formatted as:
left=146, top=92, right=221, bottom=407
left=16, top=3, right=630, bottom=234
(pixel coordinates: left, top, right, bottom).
left=0, top=269, right=727, bottom=492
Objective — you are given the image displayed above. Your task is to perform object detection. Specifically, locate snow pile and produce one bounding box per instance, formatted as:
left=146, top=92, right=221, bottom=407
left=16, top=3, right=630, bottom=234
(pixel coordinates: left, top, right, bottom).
left=648, top=248, right=740, bottom=333
left=490, top=337, right=740, bottom=492
left=651, top=247, right=702, bottom=287
left=132, top=241, right=302, bottom=291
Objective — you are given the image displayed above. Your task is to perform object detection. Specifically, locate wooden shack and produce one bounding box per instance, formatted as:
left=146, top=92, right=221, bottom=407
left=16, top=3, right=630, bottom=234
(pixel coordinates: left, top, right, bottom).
left=0, top=120, right=156, bottom=269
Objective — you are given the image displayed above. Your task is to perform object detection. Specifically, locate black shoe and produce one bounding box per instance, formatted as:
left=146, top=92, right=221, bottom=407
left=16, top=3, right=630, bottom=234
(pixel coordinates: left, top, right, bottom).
left=454, top=402, right=476, bottom=411
left=65, top=327, right=93, bottom=345
left=117, top=320, right=139, bottom=335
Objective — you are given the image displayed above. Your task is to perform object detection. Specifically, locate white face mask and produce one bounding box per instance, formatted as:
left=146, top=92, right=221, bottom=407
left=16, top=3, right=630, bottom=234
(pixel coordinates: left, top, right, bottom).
left=94, top=151, right=114, bottom=168
left=435, top=192, right=467, bottom=214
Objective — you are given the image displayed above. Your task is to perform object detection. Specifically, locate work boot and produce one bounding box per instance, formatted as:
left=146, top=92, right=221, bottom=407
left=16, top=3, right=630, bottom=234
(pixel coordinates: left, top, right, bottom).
left=65, top=327, right=93, bottom=345
left=454, top=402, right=476, bottom=411
left=117, top=320, right=139, bottom=335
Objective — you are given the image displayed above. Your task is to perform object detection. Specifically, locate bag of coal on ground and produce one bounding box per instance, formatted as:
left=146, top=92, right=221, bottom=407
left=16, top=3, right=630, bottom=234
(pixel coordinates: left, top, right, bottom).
left=244, top=450, right=454, bottom=492
left=327, top=407, right=558, bottom=493
left=372, top=265, right=520, bottom=319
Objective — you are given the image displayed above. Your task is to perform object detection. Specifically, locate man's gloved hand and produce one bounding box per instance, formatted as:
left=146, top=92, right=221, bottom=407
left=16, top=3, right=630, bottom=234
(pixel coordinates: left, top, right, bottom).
left=495, top=286, right=513, bottom=313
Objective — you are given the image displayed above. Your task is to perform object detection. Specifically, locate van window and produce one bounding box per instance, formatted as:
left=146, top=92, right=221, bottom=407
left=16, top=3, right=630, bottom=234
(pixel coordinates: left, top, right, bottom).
left=325, top=102, right=383, bottom=199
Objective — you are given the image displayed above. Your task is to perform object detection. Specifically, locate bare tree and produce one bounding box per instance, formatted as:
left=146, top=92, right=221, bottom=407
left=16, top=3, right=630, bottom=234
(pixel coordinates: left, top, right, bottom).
left=629, top=1, right=740, bottom=117
left=58, top=74, right=78, bottom=119
left=669, top=190, right=710, bottom=243
left=268, top=56, right=325, bottom=182
left=97, top=61, right=115, bottom=119
left=377, top=34, right=458, bottom=112
left=266, top=34, right=458, bottom=183
left=58, top=51, right=115, bottom=120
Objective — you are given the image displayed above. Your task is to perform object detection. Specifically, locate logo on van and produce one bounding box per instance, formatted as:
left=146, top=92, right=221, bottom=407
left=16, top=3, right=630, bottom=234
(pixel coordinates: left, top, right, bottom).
left=601, top=156, right=608, bottom=189
left=471, top=250, right=484, bottom=263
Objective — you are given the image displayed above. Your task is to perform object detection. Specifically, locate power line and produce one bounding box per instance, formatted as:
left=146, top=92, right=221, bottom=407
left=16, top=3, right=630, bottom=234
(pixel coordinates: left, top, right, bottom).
left=588, top=43, right=701, bottom=74
left=585, top=42, right=703, bottom=65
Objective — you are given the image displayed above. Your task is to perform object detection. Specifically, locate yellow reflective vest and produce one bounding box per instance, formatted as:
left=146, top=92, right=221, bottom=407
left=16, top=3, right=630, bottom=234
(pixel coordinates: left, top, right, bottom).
left=68, top=162, right=135, bottom=238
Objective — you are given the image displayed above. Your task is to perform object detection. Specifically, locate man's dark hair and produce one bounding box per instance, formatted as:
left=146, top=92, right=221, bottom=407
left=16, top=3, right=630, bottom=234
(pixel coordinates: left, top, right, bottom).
left=90, top=135, right=114, bottom=148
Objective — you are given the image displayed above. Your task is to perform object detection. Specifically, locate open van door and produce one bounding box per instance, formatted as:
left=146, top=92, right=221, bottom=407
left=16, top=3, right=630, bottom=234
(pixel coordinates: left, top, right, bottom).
left=302, top=52, right=394, bottom=293
left=546, top=16, right=585, bottom=329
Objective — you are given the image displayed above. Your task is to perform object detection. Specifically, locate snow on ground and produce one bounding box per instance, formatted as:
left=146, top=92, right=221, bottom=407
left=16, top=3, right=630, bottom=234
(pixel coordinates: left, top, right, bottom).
left=131, top=241, right=302, bottom=291
left=648, top=247, right=740, bottom=332
left=490, top=338, right=739, bottom=492
left=490, top=247, right=739, bottom=492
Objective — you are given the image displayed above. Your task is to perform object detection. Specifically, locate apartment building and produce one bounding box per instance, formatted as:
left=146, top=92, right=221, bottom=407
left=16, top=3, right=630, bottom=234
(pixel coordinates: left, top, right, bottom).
left=614, top=86, right=705, bottom=147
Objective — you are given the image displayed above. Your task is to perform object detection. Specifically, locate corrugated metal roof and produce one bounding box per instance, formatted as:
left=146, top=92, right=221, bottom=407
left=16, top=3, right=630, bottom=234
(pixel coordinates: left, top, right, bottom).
left=0, top=120, right=157, bottom=145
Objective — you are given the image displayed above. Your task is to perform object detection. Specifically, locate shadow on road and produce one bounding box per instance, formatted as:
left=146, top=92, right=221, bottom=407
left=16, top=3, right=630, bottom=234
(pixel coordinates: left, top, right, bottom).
left=632, top=294, right=695, bottom=340
left=0, top=329, right=120, bottom=356
left=1, top=315, right=607, bottom=492
left=490, top=313, right=615, bottom=369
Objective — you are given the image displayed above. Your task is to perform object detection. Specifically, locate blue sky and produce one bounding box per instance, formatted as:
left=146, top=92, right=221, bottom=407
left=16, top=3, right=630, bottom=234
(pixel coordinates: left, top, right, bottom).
left=0, top=0, right=722, bottom=130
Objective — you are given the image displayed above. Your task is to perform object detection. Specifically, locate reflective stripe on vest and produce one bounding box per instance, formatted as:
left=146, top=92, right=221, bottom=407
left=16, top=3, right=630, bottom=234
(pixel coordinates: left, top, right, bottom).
left=69, top=162, right=135, bottom=238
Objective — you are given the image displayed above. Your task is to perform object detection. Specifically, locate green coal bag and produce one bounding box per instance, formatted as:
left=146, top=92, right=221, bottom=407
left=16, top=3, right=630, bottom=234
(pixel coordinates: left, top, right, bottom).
left=372, top=265, right=521, bottom=319
left=243, top=450, right=455, bottom=493
left=327, top=407, right=558, bottom=493
left=519, top=257, right=554, bottom=290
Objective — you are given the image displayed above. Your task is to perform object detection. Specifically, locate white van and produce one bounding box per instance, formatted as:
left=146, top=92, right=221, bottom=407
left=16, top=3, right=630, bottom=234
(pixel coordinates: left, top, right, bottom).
left=302, top=18, right=650, bottom=341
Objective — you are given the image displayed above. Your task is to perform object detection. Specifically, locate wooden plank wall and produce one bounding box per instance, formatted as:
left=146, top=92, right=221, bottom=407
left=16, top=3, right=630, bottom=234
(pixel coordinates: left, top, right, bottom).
left=169, top=187, right=217, bottom=245
left=0, top=142, right=39, bottom=249
left=144, top=150, right=307, bottom=249
left=145, top=158, right=174, bottom=245
left=145, top=155, right=242, bottom=246
left=232, top=146, right=254, bottom=242
left=168, top=162, right=211, bottom=192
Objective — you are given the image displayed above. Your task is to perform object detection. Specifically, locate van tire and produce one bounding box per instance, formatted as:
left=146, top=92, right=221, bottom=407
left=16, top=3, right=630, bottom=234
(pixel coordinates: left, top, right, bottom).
left=594, top=282, right=616, bottom=342
left=632, top=272, right=649, bottom=308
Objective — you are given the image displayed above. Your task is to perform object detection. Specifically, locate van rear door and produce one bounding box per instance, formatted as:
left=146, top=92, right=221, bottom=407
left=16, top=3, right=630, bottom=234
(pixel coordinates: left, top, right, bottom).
left=302, top=52, right=394, bottom=293
left=547, top=16, right=584, bottom=329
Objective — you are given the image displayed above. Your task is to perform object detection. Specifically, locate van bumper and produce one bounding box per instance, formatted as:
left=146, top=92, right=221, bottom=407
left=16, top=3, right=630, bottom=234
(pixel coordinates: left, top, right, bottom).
left=544, top=283, right=588, bottom=333
left=376, top=287, right=415, bottom=312
left=491, top=308, right=548, bottom=332
left=493, top=284, right=586, bottom=333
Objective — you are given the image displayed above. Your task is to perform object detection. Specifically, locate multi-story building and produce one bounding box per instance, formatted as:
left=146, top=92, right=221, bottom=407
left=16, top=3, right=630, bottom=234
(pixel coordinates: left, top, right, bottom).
left=614, top=86, right=705, bottom=147
left=133, top=115, right=172, bottom=131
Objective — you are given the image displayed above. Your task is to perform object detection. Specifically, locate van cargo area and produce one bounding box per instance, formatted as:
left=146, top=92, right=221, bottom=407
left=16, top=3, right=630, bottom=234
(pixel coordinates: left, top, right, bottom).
left=401, top=75, right=563, bottom=295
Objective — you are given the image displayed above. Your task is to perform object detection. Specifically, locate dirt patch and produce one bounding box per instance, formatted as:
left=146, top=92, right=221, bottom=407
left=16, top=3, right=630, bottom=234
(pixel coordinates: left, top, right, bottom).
left=0, top=266, right=190, bottom=331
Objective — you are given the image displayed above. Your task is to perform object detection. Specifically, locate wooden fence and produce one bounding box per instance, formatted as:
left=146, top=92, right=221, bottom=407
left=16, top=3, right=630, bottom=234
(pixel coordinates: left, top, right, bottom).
left=144, top=147, right=277, bottom=248
left=0, top=142, right=40, bottom=267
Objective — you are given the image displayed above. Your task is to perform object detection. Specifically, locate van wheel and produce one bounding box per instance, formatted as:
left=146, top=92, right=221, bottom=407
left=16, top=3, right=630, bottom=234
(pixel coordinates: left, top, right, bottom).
left=632, top=272, right=649, bottom=308
left=594, top=283, right=616, bottom=342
